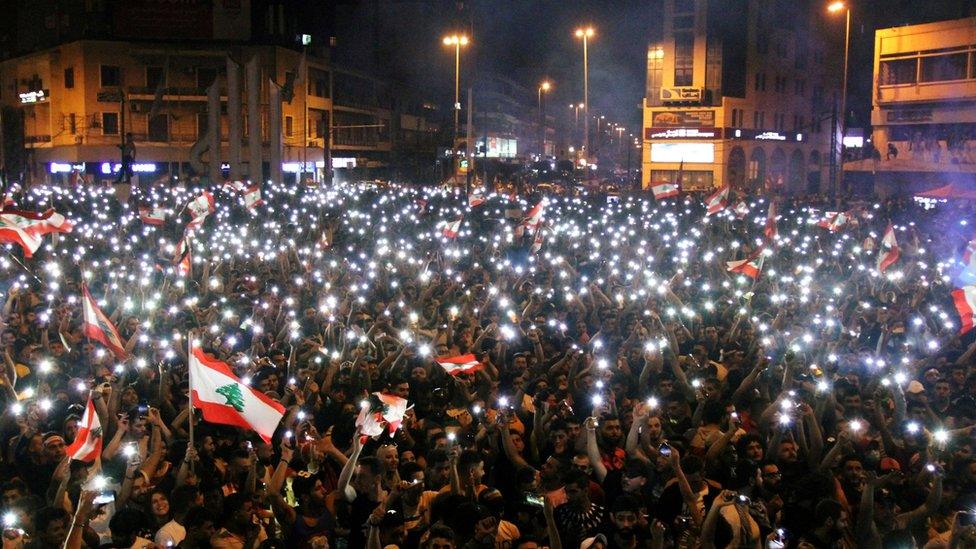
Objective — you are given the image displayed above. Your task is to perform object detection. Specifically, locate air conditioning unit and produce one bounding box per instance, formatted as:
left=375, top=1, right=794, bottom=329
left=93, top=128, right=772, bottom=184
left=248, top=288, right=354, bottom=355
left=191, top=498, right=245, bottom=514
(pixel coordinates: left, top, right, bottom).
left=660, top=87, right=703, bottom=103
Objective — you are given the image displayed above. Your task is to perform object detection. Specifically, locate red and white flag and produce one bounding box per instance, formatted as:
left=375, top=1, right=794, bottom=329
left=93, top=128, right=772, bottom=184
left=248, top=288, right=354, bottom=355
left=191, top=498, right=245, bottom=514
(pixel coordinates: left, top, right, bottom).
left=174, top=236, right=192, bottom=276
left=244, top=185, right=264, bottom=211
left=521, top=200, right=546, bottom=233
left=704, top=186, right=730, bottom=216
left=952, top=285, right=976, bottom=334
left=877, top=224, right=900, bottom=273
left=186, top=191, right=215, bottom=229
left=734, top=201, right=750, bottom=219
left=963, top=237, right=976, bottom=269
left=356, top=392, right=409, bottom=439
left=138, top=206, right=167, bottom=226
left=189, top=340, right=286, bottom=443
left=0, top=209, right=73, bottom=256
left=817, top=211, right=851, bottom=232
left=763, top=203, right=778, bottom=241
left=65, top=396, right=102, bottom=462
left=726, top=246, right=765, bottom=279
left=530, top=230, right=545, bottom=254
left=651, top=181, right=680, bottom=200
left=468, top=190, right=486, bottom=208
left=81, top=285, right=128, bottom=359
left=436, top=354, right=484, bottom=376
left=442, top=217, right=462, bottom=239
left=223, top=180, right=248, bottom=192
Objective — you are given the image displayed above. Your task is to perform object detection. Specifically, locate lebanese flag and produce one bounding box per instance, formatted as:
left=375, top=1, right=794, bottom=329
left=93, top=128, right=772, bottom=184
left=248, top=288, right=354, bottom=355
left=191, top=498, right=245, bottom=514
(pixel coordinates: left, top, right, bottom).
left=442, top=217, right=462, bottom=239
left=189, top=341, right=286, bottom=443
left=763, top=203, right=777, bottom=241
left=186, top=191, right=215, bottom=229
left=704, top=186, right=729, bottom=216
left=651, top=181, right=679, bottom=200
left=521, top=200, right=546, bottom=232
left=952, top=285, right=976, bottom=334
left=356, top=392, right=409, bottom=439
left=734, top=200, right=750, bottom=219
left=436, top=354, right=484, bottom=376
left=223, top=180, right=248, bottom=192
left=817, top=211, right=850, bottom=232
left=963, top=237, right=976, bottom=269
left=81, top=285, right=128, bottom=359
left=174, top=237, right=192, bottom=276
left=726, top=246, right=765, bottom=279
left=0, top=209, right=73, bottom=252
left=0, top=216, right=44, bottom=257
left=530, top=230, right=545, bottom=254
left=138, top=206, right=167, bottom=226
left=65, top=396, right=102, bottom=462
left=244, top=185, right=263, bottom=211
left=468, top=190, right=486, bottom=208
left=2, top=192, right=14, bottom=208
left=877, top=224, right=900, bottom=273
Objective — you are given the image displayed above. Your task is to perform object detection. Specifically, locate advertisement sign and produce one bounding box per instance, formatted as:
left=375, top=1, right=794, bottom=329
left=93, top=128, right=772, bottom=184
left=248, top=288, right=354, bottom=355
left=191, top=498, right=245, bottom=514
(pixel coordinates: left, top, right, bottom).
left=650, top=143, right=715, bottom=163
left=481, top=138, right=518, bottom=158
left=645, top=127, right=718, bottom=140
left=651, top=110, right=715, bottom=127
left=725, top=128, right=803, bottom=142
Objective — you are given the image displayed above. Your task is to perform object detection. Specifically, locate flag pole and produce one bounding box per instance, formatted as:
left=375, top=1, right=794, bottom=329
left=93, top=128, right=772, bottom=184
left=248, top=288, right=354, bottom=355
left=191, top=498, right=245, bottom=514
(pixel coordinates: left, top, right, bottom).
left=187, top=335, right=195, bottom=474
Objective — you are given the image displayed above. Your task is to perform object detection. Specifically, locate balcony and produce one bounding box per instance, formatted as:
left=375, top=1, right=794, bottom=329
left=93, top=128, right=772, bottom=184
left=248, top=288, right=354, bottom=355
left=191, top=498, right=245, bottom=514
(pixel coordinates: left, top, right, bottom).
left=127, top=86, right=211, bottom=100
left=25, top=135, right=52, bottom=146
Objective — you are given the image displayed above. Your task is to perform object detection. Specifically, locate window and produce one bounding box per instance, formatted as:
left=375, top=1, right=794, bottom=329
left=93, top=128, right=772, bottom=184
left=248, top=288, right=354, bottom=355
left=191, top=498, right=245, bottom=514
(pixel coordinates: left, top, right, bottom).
left=148, top=114, right=168, bottom=141
left=102, top=112, right=119, bottom=135
left=920, top=52, right=968, bottom=83
left=673, top=14, right=694, bottom=31
left=285, top=116, right=294, bottom=138
left=646, top=46, right=664, bottom=107
left=100, top=65, right=120, bottom=87
left=146, top=66, right=165, bottom=89
left=64, top=68, right=74, bottom=89
left=753, top=110, right=760, bottom=128
left=68, top=113, right=76, bottom=134
left=196, top=67, right=217, bottom=89
left=754, top=73, right=766, bottom=92
left=794, top=79, right=805, bottom=96
left=880, top=58, right=917, bottom=85
left=309, top=68, right=330, bottom=98
left=674, top=33, right=694, bottom=86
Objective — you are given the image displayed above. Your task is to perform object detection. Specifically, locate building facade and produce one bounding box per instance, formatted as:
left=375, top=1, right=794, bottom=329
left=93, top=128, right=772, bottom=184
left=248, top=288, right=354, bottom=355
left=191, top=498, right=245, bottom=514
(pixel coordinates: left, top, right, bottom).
left=641, top=0, right=839, bottom=194
left=845, top=17, right=976, bottom=194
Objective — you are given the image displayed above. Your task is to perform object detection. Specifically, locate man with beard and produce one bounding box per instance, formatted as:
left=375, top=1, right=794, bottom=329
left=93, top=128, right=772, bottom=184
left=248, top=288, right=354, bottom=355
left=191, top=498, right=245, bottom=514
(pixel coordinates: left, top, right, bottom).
left=597, top=494, right=648, bottom=549
left=275, top=472, right=337, bottom=547
left=553, top=470, right=606, bottom=549
left=796, top=499, right=848, bottom=548
left=588, top=415, right=625, bottom=472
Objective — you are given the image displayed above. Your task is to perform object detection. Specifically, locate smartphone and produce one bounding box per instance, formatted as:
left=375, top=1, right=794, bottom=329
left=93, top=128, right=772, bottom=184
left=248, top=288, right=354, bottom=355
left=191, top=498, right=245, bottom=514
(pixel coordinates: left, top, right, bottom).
left=93, top=491, right=115, bottom=505
left=659, top=443, right=672, bottom=457
left=960, top=512, right=976, bottom=527
left=525, top=494, right=545, bottom=507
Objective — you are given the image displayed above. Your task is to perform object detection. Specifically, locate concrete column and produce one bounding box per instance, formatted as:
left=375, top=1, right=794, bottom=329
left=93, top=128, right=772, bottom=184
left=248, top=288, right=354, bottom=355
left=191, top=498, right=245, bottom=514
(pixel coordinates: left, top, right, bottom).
left=246, top=55, right=262, bottom=183
left=269, top=80, right=283, bottom=185
left=226, top=57, right=243, bottom=182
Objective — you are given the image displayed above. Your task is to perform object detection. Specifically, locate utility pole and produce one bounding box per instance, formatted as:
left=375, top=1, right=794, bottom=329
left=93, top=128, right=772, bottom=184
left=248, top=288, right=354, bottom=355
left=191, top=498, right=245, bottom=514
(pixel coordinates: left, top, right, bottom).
left=465, top=87, right=473, bottom=194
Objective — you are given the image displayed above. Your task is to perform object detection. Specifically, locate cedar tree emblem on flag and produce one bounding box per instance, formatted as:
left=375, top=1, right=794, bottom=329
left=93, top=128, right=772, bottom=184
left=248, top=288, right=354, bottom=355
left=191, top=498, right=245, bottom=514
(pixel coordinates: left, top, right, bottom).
left=216, top=383, right=246, bottom=412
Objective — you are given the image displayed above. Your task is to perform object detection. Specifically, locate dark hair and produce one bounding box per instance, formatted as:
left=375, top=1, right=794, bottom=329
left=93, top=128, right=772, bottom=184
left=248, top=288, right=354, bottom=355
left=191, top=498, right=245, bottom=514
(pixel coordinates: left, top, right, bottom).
left=563, top=469, right=590, bottom=489
left=424, top=524, right=456, bottom=546
left=701, top=400, right=726, bottom=424
left=399, top=461, right=424, bottom=480
left=109, top=507, right=147, bottom=538
left=813, top=499, right=843, bottom=525
left=357, top=456, right=380, bottom=477
left=457, top=450, right=483, bottom=475
left=611, top=494, right=640, bottom=514
left=32, top=506, right=69, bottom=531
left=427, top=448, right=450, bottom=467
left=183, top=506, right=215, bottom=529
left=1, top=478, right=27, bottom=494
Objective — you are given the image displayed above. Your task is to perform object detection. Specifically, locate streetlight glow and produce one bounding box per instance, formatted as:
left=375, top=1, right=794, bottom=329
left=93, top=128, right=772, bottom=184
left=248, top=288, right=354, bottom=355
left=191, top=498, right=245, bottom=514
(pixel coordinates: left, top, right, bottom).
left=575, top=27, right=595, bottom=38
left=827, top=1, right=845, bottom=12
left=541, top=81, right=551, bottom=92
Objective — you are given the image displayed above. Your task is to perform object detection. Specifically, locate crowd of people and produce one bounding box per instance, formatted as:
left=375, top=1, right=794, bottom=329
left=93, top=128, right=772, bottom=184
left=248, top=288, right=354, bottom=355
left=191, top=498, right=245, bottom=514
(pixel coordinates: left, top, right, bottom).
left=0, top=179, right=974, bottom=549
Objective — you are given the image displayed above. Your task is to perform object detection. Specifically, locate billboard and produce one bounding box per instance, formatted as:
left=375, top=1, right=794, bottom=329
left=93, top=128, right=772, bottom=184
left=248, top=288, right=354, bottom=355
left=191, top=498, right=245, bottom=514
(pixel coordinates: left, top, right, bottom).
left=650, top=110, right=715, bottom=127
left=650, top=143, right=715, bottom=163
left=481, top=137, right=518, bottom=158
left=114, top=0, right=250, bottom=41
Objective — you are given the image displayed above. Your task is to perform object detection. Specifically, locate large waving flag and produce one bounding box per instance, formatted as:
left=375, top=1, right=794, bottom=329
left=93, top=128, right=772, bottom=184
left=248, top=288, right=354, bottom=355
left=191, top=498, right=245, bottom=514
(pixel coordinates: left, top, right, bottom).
left=877, top=224, right=900, bottom=273
left=243, top=185, right=264, bottom=212
left=0, top=209, right=72, bottom=257
left=65, top=396, right=102, bottom=462
left=356, top=392, right=409, bottom=440
left=726, top=246, right=765, bottom=279
left=734, top=201, right=750, bottom=219
left=953, top=285, right=976, bottom=334
left=189, top=340, right=285, bottom=443
left=704, top=186, right=729, bottom=216
left=651, top=181, right=680, bottom=200
left=522, top=200, right=546, bottom=232
left=82, top=285, right=128, bottom=359
left=186, top=191, right=215, bottom=229
left=436, top=354, right=484, bottom=376
left=468, top=189, right=486, bottom=208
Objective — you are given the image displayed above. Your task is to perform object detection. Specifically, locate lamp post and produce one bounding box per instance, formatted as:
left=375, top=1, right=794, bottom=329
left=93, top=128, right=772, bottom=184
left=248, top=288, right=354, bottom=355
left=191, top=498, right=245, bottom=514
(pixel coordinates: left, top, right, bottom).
left=574, top=27, right=594, bottom=161
left=442, top=34, right=469, bottom=157
left=828, top=1, right=850, bottom=198
left=537, top=81, right=551, bottom=157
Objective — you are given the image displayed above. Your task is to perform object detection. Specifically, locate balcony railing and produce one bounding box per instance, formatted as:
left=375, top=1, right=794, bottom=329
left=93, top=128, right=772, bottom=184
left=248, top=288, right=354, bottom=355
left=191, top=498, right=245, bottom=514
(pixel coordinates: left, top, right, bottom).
left=25, top=135, right=52, bottom=145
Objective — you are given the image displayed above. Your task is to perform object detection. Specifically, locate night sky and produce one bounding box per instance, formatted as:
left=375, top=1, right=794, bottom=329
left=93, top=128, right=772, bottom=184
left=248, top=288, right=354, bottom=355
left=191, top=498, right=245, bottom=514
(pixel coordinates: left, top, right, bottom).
left=330, top=0, right=976, bottom=136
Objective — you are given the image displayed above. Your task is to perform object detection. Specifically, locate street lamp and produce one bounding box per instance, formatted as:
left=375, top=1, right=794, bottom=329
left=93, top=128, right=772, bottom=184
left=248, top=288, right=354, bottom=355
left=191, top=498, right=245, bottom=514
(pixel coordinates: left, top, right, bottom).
left=538, top=81, right=552, bottom=157
left=442, top=34, right=469, bottom=155
left=828, top=1, right=850, bottom=197
left=574, top=26, right=595, bottom=161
